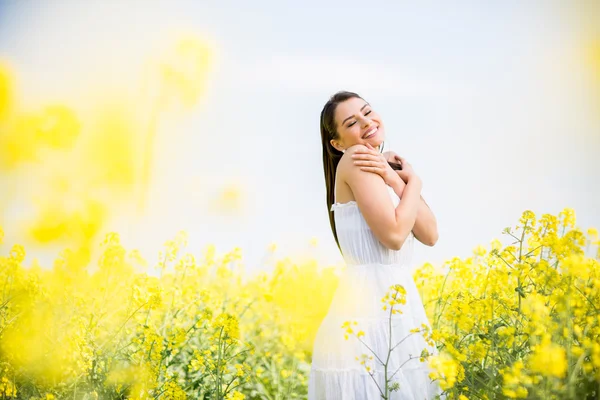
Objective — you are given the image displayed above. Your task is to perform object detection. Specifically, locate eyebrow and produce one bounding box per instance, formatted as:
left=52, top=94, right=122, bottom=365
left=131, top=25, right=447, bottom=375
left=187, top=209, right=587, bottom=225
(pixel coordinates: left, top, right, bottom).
left=341, top=103, right=369, bottom=126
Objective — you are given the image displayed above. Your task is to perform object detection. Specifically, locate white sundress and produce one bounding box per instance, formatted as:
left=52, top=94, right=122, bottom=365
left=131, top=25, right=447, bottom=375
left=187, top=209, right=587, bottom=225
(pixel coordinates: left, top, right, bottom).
left=307, top=185, right=443, bottom=400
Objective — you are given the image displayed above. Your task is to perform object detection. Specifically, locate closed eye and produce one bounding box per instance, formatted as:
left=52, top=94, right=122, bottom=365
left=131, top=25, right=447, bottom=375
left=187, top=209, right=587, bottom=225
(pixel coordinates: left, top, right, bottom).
left=346, top=110, right=372, bottom=127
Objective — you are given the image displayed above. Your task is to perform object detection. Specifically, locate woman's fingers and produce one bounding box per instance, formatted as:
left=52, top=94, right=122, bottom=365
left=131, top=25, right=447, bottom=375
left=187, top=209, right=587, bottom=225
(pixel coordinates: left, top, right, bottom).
left=353, top=153, right=388, bottom=171
left=396, top=156, right=412, bottom=170
left=352, top=154, right=380, bottom=162
left=354, top=146, right=380, bottom=156
left=353, top=160, right=382, bottom=167
left=359, top=166, right=384, bottom=174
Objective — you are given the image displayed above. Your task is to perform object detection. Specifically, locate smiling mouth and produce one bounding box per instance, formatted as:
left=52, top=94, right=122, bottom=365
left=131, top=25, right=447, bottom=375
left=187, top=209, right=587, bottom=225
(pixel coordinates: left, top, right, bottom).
left=363, top=126, right=378, bottom=139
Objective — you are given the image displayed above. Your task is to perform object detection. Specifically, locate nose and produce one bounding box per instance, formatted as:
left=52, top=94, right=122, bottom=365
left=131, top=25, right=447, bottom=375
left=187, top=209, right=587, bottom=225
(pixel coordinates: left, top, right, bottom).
left=359, top=115, right=372, bottom=128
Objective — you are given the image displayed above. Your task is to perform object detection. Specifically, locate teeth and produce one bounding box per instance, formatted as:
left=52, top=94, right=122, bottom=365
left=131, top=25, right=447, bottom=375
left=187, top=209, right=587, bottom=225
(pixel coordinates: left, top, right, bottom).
left=364, top=127, right=377, bottom=138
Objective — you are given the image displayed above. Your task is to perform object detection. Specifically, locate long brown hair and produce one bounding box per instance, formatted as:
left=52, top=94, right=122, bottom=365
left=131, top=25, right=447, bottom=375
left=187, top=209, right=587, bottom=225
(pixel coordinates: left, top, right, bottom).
left=320, top=91, right=401, bottom=252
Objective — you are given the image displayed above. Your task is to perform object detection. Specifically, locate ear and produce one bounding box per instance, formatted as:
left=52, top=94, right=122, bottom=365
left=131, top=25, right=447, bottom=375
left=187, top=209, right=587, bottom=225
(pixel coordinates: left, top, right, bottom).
left=330, top=139, right=344, bottom=153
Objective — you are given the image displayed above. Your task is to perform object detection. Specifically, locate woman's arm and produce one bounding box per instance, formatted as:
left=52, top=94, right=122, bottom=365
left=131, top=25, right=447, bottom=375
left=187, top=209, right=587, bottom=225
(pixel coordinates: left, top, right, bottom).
left=411, top=194, right=438, bottom=246
left=388, top=180, right=438, bottom=246
left=342, top=144, right=422, bottom=251
left=363, top=150, right=439, bottom=247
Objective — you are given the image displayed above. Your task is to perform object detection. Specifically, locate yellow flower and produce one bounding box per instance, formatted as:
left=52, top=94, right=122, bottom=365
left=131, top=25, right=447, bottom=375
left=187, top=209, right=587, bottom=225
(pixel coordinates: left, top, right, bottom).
left=520, top=210, right=536, bottom=226
left=490, top=238, right=503, bottom=251
left=473, top=245, right=486, bottom=257
left=9, top=244, right=26, bottom=263
left=211, top=313, right=240, bottom=341
left=225, top=390, right=245, bottom=400
left=280, top=369, right=292, bottom=378
left=0, top=63, right=12, bottom=120
left=0, top=376, right=17, bottom=397
left=428, top=352, right=463, bottom=390
left=341, top=320, right=357, bottom=336
left=559, top=208, right=576, bottom=228
left=529, top=337, right=567, bottom=378
left=500, top=361, right=530, bottom=398
left=234, top=363, right=245, bottom=377
left=162, top=380, right=187, bottom=400
left=502, top=388, right=528, bottom=399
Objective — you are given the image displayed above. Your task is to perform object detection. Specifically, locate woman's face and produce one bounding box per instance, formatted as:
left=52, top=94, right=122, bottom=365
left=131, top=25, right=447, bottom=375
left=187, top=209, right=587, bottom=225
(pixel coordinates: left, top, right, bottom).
left=331, top=96, right=386, bottom=152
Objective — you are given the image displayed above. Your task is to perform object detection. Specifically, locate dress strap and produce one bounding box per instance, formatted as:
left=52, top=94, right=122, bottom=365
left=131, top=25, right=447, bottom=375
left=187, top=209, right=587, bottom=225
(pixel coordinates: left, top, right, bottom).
left=331, top=183, right=337, bottom=212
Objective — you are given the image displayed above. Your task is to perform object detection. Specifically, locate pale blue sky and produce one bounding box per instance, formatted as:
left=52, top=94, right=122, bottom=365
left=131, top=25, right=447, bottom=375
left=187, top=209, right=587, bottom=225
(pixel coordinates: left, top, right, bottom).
left=1, top=1, right=598, bottom=275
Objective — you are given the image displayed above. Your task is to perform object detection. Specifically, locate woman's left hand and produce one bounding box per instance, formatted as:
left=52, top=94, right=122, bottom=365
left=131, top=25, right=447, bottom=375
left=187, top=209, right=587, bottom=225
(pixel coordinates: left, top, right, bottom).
left=352, top=144, right=400, bottom=186
left=382, top=150, right=402, bottom=165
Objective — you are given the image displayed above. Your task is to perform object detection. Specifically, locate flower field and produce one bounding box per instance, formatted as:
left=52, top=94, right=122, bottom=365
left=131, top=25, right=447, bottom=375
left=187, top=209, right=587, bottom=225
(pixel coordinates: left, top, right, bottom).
left=0, top=208, right=599, bottom=399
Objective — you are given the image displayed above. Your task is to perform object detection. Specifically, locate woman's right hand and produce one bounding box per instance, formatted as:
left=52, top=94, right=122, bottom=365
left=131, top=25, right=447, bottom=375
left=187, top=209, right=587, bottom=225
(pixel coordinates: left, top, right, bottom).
left=352, top=144, right=400, bottom=186
left=395, top=157, right=420, bottom=185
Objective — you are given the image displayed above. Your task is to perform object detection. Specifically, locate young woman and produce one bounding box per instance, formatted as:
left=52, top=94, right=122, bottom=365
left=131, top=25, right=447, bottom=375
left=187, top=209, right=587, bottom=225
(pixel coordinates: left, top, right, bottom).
left=308, top=91, right=443, bottom=399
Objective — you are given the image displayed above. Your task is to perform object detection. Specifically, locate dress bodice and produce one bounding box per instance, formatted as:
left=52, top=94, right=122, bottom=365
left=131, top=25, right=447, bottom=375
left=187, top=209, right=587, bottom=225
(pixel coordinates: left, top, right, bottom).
left=331, top=185, right=414, bottom=267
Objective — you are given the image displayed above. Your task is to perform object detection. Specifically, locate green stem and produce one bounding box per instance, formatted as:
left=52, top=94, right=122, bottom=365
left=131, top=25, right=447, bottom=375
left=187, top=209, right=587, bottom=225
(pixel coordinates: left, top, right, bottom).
left=216, top=326, right=224, bottom=400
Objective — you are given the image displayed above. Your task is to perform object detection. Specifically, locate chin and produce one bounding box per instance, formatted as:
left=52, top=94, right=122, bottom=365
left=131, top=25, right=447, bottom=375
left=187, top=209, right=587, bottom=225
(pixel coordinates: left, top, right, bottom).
left=361, top=127, right=385, bottom=148
left=371, top=137, right=385, bottom=148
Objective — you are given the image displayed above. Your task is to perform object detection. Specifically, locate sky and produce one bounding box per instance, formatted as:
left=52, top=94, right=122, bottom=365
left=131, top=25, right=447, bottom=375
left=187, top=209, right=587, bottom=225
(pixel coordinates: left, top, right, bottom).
left=0, top=1, right=599, bottom=275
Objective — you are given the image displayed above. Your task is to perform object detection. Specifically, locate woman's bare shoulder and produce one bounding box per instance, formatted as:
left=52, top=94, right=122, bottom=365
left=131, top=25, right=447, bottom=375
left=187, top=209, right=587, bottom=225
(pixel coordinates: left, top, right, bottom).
left=337, top=144, right=369, bottom=172
left=334, top=145, right=371, bottom=202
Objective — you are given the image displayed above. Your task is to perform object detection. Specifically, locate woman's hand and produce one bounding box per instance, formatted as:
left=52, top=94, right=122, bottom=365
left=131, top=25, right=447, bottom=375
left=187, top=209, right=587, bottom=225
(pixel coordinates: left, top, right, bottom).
left=383, top=150, right=419, bottom=184
left=395, top=156, right=421, bottom=186
left=352, top=144, right=399, bottom=186
left=383, top=150, right=402, bottom=165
